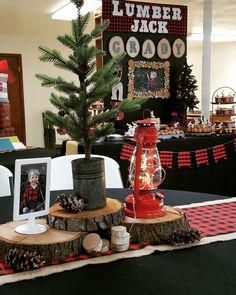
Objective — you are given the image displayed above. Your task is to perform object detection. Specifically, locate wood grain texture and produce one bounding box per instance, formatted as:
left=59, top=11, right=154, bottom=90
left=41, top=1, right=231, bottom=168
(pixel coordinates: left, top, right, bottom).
left=123, top=206, right=191, bottom=243
left=47, top=198, right=125, bottom=232
left=0, top=219, right=85, bottom=262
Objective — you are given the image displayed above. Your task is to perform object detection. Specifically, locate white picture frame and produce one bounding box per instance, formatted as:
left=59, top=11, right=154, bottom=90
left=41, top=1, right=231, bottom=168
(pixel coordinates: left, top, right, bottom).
left=13, top=157, right=51, bottom=234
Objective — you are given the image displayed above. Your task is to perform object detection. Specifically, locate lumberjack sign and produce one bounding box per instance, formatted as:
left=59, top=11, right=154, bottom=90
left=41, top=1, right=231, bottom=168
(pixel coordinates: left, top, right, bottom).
left=102, top=0, right=187, bottom=35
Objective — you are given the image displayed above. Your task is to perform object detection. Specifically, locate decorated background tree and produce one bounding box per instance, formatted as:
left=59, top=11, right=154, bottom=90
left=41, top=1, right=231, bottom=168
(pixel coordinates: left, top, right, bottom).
left=36, top=0, right=147, bottom=159
left=176, top=63, right=199, bottom=124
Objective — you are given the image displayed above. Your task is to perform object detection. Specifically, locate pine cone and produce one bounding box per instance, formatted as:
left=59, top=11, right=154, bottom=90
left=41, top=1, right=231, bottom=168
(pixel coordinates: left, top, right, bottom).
left=5, top=249, right=45, bottom=272
left=161, top=228, right=201, bottom=245
left=57, top=193, right=86, bottom=212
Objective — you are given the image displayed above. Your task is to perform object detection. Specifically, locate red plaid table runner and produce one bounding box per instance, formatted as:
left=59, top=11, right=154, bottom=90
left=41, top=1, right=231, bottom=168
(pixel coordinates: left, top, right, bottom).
left=213, top=144, right=227, bottom=162
left=1, top=198, right=236, bottom=279
left=180, top=201, right=236, bottom=238
left=178, top=151, right=191, bottom=168
left=195, top=149, right=209, bottom=166
left=160, top=151, right=173, bottom=169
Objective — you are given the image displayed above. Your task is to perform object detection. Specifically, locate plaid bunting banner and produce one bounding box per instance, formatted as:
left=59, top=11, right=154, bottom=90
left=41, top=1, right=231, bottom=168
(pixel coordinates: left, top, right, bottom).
left=178, top=151, right=191, bottom=168
left=195, top=149, right=209, bottom=167
left=160, top=151, right=173, bottom=169
left=120, top=144, right=135, bottom=161
left=213, top=144, right=227, bottom=163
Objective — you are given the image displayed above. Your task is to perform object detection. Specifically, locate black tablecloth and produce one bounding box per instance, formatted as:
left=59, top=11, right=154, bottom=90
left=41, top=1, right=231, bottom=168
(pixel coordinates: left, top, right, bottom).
left=61, top=135, right=236, bottom=196
left=0, top=147, right=58, bottom=175
left=0, top=189, right=236, bottom=295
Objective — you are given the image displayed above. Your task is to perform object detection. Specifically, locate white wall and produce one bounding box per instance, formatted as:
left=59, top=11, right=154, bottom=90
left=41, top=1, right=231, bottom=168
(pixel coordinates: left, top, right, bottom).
left=0, top=11, right=94, bottom=147
left=187, top=40, right=236, bottom=112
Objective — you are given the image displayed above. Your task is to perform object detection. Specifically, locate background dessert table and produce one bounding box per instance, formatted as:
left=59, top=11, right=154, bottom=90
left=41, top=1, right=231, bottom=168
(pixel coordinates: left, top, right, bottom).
left=61, top=134, right=236, bottom=197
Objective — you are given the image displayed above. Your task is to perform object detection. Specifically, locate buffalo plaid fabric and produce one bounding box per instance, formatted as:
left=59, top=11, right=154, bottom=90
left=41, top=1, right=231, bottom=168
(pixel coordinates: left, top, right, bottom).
left=181, top=201, right=236, bottom=238
left=178, top=151, right=191, bottom=168
left=22, top=184, right=42, bottom=207
left=102, top=0, right=187, bottom=35
left=195, top=149, right=209, bottom=167
left=213, top=144, right=227, bottom=163
left=120, top=144, right=135, bottom=161
left=0, top=241, right=150, bottom=275
left=160, top=151, right=173, bottom=169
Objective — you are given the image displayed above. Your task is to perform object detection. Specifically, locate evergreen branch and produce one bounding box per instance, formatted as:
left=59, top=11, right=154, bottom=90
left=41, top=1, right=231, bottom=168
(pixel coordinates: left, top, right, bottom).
left=38, top=46, right=80, bottom=75
left=90, top=109, right=119, bottom=126
left=36, top=74, right=79, bottom=93
left=71, top=12, right=90, bottom=43
left=57, top=34, right=76, bottom=50
left=44, top=111, right=70, bottom=128
left=38, top=46, right=64, bottom=63
left=90, top=19, right=110, bottom=39
left=118, top=97, right=149, bottom=113
left=91, top=123, right=115, bottom=142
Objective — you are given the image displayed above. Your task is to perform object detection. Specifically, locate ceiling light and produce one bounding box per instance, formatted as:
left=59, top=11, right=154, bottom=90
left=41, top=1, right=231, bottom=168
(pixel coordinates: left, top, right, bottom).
left=51, top=0, right=102, bottom=20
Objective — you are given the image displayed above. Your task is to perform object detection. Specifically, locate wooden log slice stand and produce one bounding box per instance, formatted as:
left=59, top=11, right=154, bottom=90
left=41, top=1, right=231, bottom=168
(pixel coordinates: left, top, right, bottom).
left=0, top=220, right=84, bottom=262
left=123, top=206, right=191, bottom=243
left=47, top=198, right=125, bottom=232
left=0, top=198, right=125, bottom=263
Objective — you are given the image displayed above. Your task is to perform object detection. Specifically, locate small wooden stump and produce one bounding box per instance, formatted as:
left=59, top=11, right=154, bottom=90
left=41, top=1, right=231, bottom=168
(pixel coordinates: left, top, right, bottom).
left=47, top=198, right=125, bottom=232
left=0, top=220, right=84, bottom=262
left=123, top=206, right=191, bottom=243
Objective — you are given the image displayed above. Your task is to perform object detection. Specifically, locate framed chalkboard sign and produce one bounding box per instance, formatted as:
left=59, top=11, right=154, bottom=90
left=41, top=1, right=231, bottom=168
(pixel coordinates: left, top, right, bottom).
left=127, top=59, right=170, bottom=99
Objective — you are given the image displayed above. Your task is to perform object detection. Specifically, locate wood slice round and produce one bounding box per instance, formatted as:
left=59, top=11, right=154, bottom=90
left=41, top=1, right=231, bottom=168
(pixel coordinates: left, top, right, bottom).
left=47, top=198, right=125, bottom=232
left=123, top=206, right=191, bottom=243
left=0, top=219, right=85, bottom=262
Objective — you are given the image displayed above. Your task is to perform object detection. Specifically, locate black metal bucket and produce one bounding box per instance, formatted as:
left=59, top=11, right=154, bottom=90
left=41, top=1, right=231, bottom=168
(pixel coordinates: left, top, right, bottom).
left=72, top=157, right=106, bottom=210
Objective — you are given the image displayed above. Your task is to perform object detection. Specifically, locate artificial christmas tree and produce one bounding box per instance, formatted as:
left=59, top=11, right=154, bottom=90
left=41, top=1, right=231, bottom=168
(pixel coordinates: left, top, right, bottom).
left=36, top=0, right=146, bottom=159
left=176, top=63, right=199, bottom=124
left=36, top=0, right=147, bottom=210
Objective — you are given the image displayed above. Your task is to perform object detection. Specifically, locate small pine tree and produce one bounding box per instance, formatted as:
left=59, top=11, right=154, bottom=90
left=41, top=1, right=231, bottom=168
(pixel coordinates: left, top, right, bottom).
left=36, top=0, right=147, bottom=159
left=176, top=63, right=199, bottom=123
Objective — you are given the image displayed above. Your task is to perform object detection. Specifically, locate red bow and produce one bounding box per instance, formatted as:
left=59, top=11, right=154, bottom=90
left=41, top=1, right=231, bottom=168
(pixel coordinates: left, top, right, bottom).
left=0, top=59, right=16, bottom=84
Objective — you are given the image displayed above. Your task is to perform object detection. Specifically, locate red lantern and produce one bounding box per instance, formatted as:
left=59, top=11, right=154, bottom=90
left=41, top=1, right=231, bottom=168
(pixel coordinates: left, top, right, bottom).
left=125, top=119, right=166, bottom=218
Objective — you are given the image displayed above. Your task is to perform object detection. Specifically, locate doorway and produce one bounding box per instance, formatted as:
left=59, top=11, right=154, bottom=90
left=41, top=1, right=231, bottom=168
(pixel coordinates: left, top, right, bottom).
left=0, top=53, right=26, bottom=144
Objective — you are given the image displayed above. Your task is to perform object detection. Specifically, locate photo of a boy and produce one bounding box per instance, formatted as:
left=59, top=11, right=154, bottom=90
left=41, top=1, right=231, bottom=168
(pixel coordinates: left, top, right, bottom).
left=21, top=168, right=45, bottom=214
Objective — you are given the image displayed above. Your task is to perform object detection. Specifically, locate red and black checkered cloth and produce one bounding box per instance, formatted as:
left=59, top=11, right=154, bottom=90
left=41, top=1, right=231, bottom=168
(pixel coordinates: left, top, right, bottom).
left=178, top=151, right=191, bottom=168
left=0, top=242, right=150, bottom=275
left=213, top=144, right=227, bottom=163
left=102, top=0, right=187, bottom=36
left=195, top=149, right=209, bottom=166
left=160, top=151, right=173, bottom=169
left=120, top=144, right=135, bottom=161
left=181, top=201, right=236, bottom=238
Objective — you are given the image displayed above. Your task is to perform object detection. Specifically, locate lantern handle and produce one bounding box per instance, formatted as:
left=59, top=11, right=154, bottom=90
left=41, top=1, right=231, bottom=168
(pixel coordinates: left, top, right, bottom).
left=156, top=167, right=166, bottom=187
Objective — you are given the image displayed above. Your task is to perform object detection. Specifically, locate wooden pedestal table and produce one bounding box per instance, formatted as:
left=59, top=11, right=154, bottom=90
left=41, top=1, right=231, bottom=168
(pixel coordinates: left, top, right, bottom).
left=0, top=219, right=84, bottom=263
left=123, top=206, right=192, bottom=243
left=47, top=198, right=125, bottom=232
